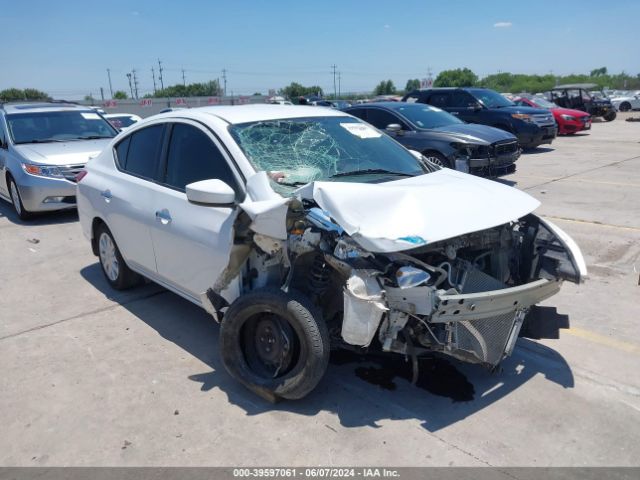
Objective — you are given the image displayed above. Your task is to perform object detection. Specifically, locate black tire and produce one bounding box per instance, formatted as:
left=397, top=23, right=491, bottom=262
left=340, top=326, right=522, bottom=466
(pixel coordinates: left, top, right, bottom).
left=422, top=151, right=451, bottom=168
left=619, top=102, right=631, bottom=112
left=7, top=175, right=32, bottom=220
left=603, top=111, right=617, bottom=122
left=220, top=288, right=330, bottom=401
left=95, top=223, right=142, bottom=290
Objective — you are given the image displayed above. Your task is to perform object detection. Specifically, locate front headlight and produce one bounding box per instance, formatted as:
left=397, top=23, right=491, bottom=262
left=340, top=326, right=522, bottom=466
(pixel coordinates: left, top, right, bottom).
left=561, top=114, right=577, bottom=121
left=22, top=163, right=64, bottom=179
left=450, top=142, right=475, bottom=157
left=511, top=113, right=533, bottom=122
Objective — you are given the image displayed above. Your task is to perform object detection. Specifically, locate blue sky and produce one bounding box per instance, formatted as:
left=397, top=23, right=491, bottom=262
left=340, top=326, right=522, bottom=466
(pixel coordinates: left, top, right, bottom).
left=1, top=0, right=638, bottom=98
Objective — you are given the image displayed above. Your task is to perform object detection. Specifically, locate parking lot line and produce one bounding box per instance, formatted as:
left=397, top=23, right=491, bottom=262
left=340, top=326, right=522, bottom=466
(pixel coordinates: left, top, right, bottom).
left=542, top=215, right=640, bottom=232
left=520, top=174, right=640, bottom=189
left=564, top=326, right=640, bottom=356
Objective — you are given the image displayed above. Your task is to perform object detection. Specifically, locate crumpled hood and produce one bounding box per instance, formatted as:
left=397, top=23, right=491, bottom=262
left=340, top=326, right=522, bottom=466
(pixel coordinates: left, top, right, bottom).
left=298, top=169, right=540, bottom=252
left=14, top=138, right=112, bottom=166
left=430, top=123, right=516, bottom=144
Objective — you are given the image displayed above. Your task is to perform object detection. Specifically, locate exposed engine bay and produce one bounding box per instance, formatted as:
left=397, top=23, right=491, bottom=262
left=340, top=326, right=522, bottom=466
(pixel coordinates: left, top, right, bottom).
left=204, top=189, right=585, bottom=372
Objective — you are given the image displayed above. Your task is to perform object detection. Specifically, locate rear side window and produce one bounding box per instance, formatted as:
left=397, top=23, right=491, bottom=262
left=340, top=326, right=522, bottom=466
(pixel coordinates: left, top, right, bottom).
left=164, top=123, right=239, bottom=193
left=119, top=125, right=164, bottom=180
left=366, top=109, right=406, bottom=130
left=345, top=108, right=366, bottom=120
left=427, top=92, right=450, bottom=108
left=450, top=91, right=476, bottom=107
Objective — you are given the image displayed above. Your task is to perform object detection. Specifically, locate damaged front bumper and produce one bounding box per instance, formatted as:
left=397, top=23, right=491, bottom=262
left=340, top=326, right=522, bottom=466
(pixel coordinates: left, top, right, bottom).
left=430, top=278, right=562, bottom=365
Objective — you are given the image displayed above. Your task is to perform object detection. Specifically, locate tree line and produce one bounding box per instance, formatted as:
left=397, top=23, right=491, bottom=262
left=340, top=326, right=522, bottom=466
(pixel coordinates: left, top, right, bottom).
left=431, top=67, right=640, bottom=93
left=3, top=66, right=638, bottom=104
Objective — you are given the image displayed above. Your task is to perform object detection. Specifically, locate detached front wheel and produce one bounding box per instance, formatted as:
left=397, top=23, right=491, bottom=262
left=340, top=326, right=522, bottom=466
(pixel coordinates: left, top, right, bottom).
left=219, top=288, right=329, bottom=400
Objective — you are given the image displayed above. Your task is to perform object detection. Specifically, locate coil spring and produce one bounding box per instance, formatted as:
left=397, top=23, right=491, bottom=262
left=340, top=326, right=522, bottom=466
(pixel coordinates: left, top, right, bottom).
left=308, top=253, right=330, bottom=296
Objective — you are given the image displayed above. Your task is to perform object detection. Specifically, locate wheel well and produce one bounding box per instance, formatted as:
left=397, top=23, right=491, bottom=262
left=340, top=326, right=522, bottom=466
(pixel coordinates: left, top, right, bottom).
left=91, top=217, right=106, bottom=256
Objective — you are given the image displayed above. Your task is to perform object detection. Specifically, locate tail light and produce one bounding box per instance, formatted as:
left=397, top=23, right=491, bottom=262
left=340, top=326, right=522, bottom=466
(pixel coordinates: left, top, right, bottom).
left=76, top=170, right=88, bottom=182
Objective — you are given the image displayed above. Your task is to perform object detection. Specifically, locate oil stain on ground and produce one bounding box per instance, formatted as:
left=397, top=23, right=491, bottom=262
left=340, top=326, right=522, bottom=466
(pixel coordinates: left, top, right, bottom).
left=330, top=350, right=475, bottom=402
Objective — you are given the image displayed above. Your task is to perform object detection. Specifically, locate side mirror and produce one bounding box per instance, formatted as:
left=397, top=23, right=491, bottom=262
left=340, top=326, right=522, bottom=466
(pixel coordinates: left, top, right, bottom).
left=185, top=179, right=235, bottom=206
left=385, top=123, right=403, bottom=134
left=408, top=149, right=423, bottom=161
left=470, top=102, right=482, bottom=111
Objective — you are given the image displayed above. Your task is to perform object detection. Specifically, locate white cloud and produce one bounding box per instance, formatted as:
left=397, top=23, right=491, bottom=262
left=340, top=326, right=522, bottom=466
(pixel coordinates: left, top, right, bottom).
left=493, top=21, right=512, bottom=28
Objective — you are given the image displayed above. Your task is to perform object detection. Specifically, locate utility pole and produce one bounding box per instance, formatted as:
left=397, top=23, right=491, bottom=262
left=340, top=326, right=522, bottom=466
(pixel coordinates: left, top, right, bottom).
left=338, top=71, right=342, bottom=98
left=182, top=68, right=186, bottom=86
left=222, top=69, right=227, bottom=96
left=100, top=87, right=105, bottom=102
left=152, top=67, right=157, bottom=95
left=331, top=64, right=337, bottom=99
left=132, top=69, right=139, bottom=99
left=126, top=73, right=134, bottom=99
left=158, top=59, right=165, bottom=90
left=106, top=68, right=113, bottom=98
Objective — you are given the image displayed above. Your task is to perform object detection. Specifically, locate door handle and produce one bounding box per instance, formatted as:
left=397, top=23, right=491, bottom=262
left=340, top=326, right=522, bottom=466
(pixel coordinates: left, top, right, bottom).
left=155, top=209, right=172, bottom=225
left=101, top=189, right=112, bottom=203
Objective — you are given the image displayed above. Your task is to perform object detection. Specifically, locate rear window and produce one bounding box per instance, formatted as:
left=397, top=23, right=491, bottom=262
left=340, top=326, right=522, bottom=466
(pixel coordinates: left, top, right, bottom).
left=109, top=116, right=138, bottom=127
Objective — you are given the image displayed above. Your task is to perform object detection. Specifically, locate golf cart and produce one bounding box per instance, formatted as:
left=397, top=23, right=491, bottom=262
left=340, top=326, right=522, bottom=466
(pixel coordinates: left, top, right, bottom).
left=548, top=83, right=616, bottom=121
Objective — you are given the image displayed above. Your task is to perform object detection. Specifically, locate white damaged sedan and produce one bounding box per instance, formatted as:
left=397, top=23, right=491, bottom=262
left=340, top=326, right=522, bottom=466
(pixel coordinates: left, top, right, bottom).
left=77, top=105, right=586, bottom=401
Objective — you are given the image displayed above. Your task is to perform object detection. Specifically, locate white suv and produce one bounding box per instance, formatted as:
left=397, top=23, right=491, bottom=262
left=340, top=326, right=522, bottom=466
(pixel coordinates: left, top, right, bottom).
left=77, top=105, right=586, bottom=401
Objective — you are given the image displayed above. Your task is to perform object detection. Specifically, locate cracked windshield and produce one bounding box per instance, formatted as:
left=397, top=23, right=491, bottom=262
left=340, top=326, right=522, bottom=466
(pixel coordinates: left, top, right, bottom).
left=229, top=116, right=429, bottom=194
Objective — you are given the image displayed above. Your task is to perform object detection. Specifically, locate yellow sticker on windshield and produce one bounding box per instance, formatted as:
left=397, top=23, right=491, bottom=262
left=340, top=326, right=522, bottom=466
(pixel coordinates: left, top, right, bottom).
left=340, top=123, right=382, bottom=139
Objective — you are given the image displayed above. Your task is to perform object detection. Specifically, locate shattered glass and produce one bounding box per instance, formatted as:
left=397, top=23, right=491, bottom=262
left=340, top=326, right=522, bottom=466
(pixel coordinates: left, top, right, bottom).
left=229, top=117, right=426, bottom=195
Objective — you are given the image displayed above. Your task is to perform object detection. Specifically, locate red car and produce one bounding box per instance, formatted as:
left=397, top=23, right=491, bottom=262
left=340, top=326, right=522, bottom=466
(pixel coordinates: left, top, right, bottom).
left=513, top=95, right=591, bottom=135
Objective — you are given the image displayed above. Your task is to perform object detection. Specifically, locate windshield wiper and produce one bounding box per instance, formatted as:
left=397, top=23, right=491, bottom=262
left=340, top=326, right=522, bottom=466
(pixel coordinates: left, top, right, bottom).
left=75, top=135, right=114, bottom=140
left=331, top=168, right=416, bottom=179
left=14, top=139, right=67, bottom=144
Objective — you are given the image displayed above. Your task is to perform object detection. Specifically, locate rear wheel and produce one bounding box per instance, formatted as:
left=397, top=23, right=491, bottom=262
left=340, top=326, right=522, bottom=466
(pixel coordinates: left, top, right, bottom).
left=618, top=102, right=631, bottom=112
left=96, top=223, right=142, bottom=290
left=7, top=176, right=31, bottom=220
left=603, top=111, right=617, bottom=122
left=219, top=288, right=330, bottom=401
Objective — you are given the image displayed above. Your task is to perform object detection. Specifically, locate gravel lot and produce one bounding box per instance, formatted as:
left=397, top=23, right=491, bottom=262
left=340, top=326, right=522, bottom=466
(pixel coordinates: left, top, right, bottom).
left=1, top=114, right=639, bottom=466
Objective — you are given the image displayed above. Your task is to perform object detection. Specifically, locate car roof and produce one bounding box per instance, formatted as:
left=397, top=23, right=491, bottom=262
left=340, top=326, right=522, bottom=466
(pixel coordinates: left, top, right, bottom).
left=1, top=102, right=93, bottom=115
left=346, top=102, right=428, bottom=110
left=553, top=83, right=598, bottom=90
left=151, top=104, right=349, bottom=125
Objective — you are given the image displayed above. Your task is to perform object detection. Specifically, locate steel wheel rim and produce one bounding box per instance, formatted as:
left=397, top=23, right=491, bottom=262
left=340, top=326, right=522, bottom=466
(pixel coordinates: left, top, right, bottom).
left=242, top=313, right=299, bottom=379
left=98, top=232, right=119, bottom=282
left=9, top=182, right=22, bottom=215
